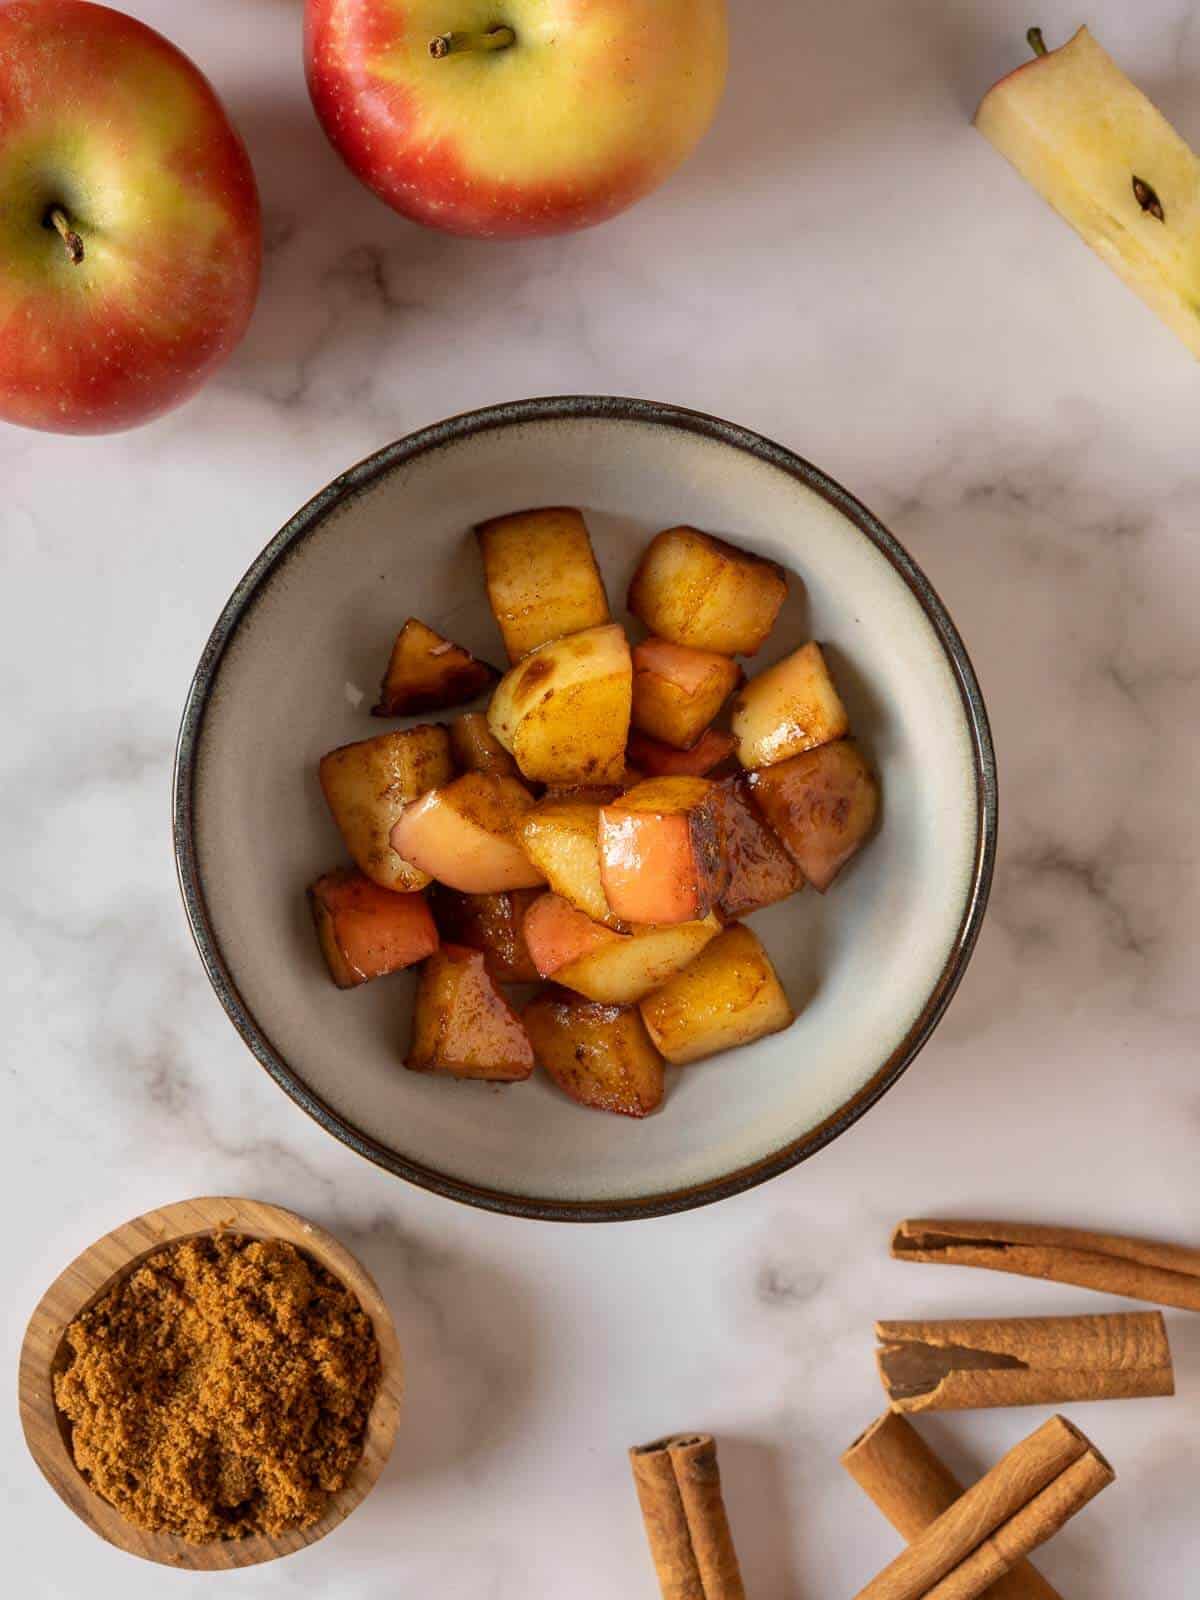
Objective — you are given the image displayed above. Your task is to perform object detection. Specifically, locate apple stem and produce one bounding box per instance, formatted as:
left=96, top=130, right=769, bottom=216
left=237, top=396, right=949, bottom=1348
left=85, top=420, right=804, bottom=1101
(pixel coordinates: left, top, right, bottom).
left=429, top=26, right=516, bottom=59
left=48, top=206, right=85, bottom=265
left=1027, top=26, right=1048, bottom=57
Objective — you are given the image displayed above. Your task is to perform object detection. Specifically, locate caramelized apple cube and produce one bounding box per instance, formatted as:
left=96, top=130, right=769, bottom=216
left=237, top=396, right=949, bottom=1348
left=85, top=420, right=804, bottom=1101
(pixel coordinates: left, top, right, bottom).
left=523, top=892, right=720, bottom=1005
left=319, top=724, right=453, bottom=892
left=519, top=797, right=624, bottom=929
left=428, top=886, right=541, bottom=983
left=627, top=727, right=736, bottom=779
left=639, top=924, right=794, bottom=1065
left=524, top=987, right=665, bottom=1118
left=390, top=773, right=545, bottom=894
left=747, top=741, right=879, bottom=891
left=599, top=777, right=726, bottom=926
left=448, top=712, right=520, bottom=778
left=709, top=777, right=805, bottom=920
left=372, top=618, right=498, bottom=717
left=406, top=945, right=534, bottom=1081
left=308, top=869, right=439, bottom=988
left=627, top=527, right=787, bottom=656
left=476, top=506, right=610, bottom=662
left=732, top=641, right=849, bottom=769
left=487, top=623, right=632, bottom=786
left=631, top=637, right=743, bottom=750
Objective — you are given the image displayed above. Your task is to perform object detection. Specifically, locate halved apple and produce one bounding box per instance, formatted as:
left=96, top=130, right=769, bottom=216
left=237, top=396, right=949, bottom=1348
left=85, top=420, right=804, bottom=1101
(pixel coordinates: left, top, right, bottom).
left=308, top=869, right=439, bottom=988
left=523, top=892, right=720, bottom=1004
left=627, top=727, right=736, bottom=779
left=429, top=886, right=541, bottom=983
left=627, top=527, right=787, bottom=656
left=390, top=773, right=546, bottom=894
left=520, top=797, right=625, bottom=929
left=732, top=641, right=850, bottom=769
left=476, top=506, right=610, bottom=662
left=487, top=622, right=632, bottom=786
left=709, top=776, right=805, bottom=920
left=598, top=776, right=726, bottom=925
left=524, top=987, right=665, bottom=1118
left=372, top=618, right=498, bottom=716
left=448, top=711, right=520, bottom=778
left=631, top=637, right=742, bottom=749
left=406, top=945, right=534, bottom=1081
left=639, top=924, right=794, bottom=1065
left=319, top=724, right=454, bottom=892
left=747, top=740, right=879, bottom=891
left=976, top=26, right=1200, bottom=361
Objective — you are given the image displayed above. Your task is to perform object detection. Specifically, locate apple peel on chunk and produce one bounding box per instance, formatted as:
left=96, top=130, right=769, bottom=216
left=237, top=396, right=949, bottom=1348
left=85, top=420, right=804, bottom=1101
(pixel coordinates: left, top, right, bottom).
left=523, top=892, right=720, bottom=1005
left=631, top=637, right=742, bottom=750
left=406, top=945, right=534, bottom=1081
left=598, top=777, right=727, bottom=926
left=390, top=773, right=545, bottom=894
left=747, top=741, right=879, bottom=892
left=308, top=869, right=438, bottom=988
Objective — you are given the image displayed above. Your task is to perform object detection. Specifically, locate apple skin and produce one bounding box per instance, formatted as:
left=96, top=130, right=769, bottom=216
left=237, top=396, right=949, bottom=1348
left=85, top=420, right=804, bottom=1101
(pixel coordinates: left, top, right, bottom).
left=0, top=1, right=261, bottom=434
left=304, top=0, right=728, bottom=238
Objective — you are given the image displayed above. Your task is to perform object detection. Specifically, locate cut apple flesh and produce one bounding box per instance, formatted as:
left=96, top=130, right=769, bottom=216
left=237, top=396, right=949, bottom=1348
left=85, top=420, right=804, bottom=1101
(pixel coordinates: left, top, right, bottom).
left=372, top=617, right=498, bottom=717
left=523, top=891, right=720, bottom=1005
left=709, top=777, right=804, bottom=920
left=524, top=987, right=665, bottom=1118
left=627, top=727, right=736, bottom=779
left=389, top=773, right=545, bottom=894
left=747, top=740, right=879, bottom=892
left=639, top=923, right=794, bottom=1065
left=631, top=636, right=742, bottom=749
left=428, top=886, right=541, bottom=983
left=406, top=945, right=534, bottom=1081
left=975, top=25, right=1200, bottom=359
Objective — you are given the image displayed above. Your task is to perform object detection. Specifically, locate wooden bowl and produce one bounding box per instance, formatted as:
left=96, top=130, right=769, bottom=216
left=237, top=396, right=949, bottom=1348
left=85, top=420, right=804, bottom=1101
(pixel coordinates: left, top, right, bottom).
left=18, top=1196, right=404, bottom=1571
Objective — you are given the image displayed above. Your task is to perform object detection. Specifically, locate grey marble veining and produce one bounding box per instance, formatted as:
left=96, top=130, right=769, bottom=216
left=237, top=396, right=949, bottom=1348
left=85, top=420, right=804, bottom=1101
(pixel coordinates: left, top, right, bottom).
left=3, top=1, right=1197, bottom=1594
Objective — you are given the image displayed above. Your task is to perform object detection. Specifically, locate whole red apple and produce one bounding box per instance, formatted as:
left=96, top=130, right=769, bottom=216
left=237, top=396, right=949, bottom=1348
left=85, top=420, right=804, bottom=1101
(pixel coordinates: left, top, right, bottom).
left=0, top=0, right=261, bottom=435
left=305, top=1, right=728, bottom=238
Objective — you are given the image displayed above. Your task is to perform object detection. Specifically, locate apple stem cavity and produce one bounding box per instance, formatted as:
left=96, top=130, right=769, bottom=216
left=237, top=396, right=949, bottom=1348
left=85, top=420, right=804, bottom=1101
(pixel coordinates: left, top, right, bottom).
left=1026, top=26, right=1049, bottom=57
left=429, top=26, right=516, bottom=59
left=47, top=206, right=85, bottom=266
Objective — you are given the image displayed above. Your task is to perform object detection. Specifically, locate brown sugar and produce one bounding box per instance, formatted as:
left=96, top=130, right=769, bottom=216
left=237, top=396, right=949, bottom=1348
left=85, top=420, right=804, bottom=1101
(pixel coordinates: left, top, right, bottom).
left=53, top=1233, right=380, bottom=1542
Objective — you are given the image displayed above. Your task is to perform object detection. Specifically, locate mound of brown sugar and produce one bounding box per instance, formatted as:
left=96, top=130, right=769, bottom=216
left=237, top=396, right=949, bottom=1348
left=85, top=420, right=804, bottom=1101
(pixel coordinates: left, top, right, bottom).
left=53, top=1233, right=380, bottom=1542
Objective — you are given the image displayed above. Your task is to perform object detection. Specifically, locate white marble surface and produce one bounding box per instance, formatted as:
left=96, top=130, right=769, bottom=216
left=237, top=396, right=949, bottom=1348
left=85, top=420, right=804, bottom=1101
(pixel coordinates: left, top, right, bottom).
left=4, top=0, right=1198, bottom=1592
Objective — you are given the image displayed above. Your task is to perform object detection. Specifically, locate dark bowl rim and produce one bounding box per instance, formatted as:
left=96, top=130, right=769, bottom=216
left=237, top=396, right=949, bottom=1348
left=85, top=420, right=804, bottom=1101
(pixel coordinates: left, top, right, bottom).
left=172, top=394, right=997, bottom=1224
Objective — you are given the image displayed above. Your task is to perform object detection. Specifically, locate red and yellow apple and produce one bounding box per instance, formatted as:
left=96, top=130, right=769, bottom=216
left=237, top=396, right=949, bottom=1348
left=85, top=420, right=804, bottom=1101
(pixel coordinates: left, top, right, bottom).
left=304, top=0, right=728, bottom=238
left=0, top=0, right=261, bottom=434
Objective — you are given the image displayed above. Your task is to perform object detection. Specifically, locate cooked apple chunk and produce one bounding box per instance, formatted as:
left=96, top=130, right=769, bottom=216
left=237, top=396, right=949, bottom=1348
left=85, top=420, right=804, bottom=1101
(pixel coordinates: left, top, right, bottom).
left=520, top=797, right=625, bottom=929
left=709, top=777, right=804, bottom=920
left=448, top=711, right=520, bottom=778
left=319, top=724, right=453, bottom=892
left=487, top=622, right=632, bottom=786
left=524, top=987, right=665, bottom=1118
left=308, top=869, right=439, bottom=988
left=523, top=892, right=720, bottom=1005
left=599, top=777, right=727, bottom=926
left=732, top=641, right=850, bottom=769
left=390, top=773, right=545, bottom=894
left=627, top=727, right=736, bottom=779
left=372, top=618, right=498, bottom=717
left=640, top=924, right=794, bottom=1065
left=631, top=637, right=743, bottom=749
left=476, top=506, right=610, bottom=662
left=747, top=741, right=879, bottom=891
left=627, top=527, right=787, bottom=656
left=406, top=945, right=534, bottom=1081
left=429, top=886, right=541, bottom=983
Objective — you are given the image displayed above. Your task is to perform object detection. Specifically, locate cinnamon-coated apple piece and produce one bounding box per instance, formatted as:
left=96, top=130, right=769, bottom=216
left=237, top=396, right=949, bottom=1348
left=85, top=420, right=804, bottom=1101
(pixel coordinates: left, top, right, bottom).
left=523, top=892, right=720, bottom=1005
left=524, top=987, right=665, bottom=1118
left=487, top=623, right=632, bottom=786
left=319, top=724, right=453, bottom=892
left=598, top=777, right=727, bottom=926
left=631, top=637, right=743, bottom=750
left=627, top=528, right=787, bottom=656
left=476, top=507, right=609, bottom=662
left=372, top=618, right=498, bottom=716
left=429, top=886, right=541, bottom=983
left=448, top=712, right=520, bottom=778
left=747, top=741, right=879, bottom=892
left=976, top=27, right=1200, bottom=360
left=732, top=641, right=849, bottom=769
left=308, top=869, right=439, bottom=988
left=627, top=727, right=736, bottom=779
left=639, top=924, right=794, bottom=1065
left=520, top=797, right=625, bottom=929
left=390, top=773, right=545, bottom=894
left=406, top=945, right=534, bottom=1081
left=709, top=777, right=804, bottom=921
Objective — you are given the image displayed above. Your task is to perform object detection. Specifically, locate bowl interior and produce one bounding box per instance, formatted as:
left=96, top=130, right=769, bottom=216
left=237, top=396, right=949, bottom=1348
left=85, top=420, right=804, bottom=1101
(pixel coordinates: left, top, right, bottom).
left=185, top=407, right=987, bottom=1215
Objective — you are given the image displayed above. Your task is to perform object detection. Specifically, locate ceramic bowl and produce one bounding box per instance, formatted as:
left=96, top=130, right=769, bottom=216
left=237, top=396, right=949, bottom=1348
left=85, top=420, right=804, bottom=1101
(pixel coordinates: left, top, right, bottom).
left=173, top=397, right=995, bottom=1221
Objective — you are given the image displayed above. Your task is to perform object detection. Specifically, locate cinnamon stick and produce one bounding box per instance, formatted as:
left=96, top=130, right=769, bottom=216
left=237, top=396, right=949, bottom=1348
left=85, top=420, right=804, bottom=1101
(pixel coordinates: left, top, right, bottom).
left=842, top=1412, right=1062, bottom=1600
left=851, top=1414, right=1113, bottom=1600
left=892, top=1219, right=1200, bottom=1312
left=876, top=1312, right=1173, bottom=1411
left=629, top=1434, right=745, bottom=1600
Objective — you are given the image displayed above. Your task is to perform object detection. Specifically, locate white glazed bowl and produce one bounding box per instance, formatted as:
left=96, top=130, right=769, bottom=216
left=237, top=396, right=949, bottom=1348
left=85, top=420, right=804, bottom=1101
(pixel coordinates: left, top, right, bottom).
left=174, top=398, right=995, bottom=1221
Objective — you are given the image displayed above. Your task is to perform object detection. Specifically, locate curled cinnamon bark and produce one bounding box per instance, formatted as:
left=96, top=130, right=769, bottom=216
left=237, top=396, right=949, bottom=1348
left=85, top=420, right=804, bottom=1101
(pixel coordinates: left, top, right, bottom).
left=629, top=1434, right=745, bottom=1600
